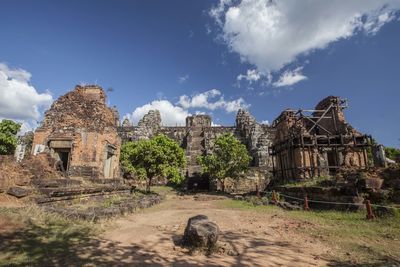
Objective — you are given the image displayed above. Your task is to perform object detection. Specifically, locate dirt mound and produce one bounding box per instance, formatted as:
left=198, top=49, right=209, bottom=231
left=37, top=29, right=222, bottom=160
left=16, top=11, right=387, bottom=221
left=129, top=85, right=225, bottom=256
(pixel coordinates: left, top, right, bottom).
left=0, top=153, right=61, bottom=191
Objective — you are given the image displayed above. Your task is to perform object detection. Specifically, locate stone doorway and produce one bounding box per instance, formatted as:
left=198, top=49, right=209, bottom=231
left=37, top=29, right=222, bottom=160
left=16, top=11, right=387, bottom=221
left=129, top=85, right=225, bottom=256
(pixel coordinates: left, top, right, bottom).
left=54, top=148, right=71, bottom=172
left=327, top=150, right=337, bottom=175
left=104, top=152, right=113, bottom=179
left=48, top=140, right=73, bottom=173
left=104, top=145, right=117, bottom=179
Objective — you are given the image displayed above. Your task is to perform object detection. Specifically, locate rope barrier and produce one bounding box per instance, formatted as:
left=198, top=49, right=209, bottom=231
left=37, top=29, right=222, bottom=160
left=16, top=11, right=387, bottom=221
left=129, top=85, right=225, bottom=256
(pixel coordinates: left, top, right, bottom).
left=263, top=191, right=400, bottom=210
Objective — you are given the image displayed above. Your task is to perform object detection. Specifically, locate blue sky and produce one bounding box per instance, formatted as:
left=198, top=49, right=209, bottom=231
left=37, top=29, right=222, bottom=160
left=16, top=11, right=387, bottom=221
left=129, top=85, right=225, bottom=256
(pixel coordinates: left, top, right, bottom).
left=0, top=0, right=399, bottom=147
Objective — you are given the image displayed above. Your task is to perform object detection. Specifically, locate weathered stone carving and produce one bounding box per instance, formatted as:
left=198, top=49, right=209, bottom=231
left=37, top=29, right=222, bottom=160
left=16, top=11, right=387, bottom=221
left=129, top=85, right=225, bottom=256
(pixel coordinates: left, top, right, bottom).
left=122, top=118, right=132, bottom=127
left=235, top=109, right=273, bottom=167
left=137, top=110, right=162, bottom=140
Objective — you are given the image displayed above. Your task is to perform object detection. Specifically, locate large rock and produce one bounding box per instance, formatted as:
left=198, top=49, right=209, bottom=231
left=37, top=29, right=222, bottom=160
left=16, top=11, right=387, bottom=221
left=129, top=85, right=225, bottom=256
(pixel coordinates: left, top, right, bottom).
left=7, top=186, right=31, bottom=198
left=183, top=215, right=220, bottom=251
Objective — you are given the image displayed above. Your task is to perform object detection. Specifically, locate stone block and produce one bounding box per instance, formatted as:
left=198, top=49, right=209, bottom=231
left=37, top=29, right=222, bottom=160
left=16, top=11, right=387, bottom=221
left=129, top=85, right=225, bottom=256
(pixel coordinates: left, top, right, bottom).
left=182, top=215, right=220, bottom=251
left=7, top=186, right=31, bottom=198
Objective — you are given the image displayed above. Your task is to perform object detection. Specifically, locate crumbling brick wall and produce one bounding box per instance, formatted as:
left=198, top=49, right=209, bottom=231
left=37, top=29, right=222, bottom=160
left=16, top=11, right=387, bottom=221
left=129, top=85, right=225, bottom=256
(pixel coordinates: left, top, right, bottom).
left=271, top=96, right=371, bottom=181
left=32, top=85, right=121, bottom=179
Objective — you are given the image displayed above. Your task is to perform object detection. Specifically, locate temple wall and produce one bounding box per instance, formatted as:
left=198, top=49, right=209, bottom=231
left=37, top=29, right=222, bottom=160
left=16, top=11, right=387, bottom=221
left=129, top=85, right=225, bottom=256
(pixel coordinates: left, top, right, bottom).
left=31, top=85, right=121, bottom=179
left=118, top=111, right=274, bottom=177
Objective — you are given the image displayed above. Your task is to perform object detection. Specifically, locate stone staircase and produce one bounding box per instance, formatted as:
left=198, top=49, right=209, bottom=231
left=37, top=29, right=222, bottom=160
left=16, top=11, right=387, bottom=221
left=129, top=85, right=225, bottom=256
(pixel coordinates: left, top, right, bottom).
left=186, top=127, right=205, bottom=177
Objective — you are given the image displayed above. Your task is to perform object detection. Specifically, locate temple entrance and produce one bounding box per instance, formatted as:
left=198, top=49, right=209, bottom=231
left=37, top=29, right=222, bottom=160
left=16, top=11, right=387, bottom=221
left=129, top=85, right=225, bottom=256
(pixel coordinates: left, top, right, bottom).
left=54, top=148, right=71, bottom=172
left=48, top=140, right=73, bottom=174
left=327, top=150, right=337, bottom=175
left=104, top=152, right=113, bottom=178
left=104, top=145, right=117, bottom=179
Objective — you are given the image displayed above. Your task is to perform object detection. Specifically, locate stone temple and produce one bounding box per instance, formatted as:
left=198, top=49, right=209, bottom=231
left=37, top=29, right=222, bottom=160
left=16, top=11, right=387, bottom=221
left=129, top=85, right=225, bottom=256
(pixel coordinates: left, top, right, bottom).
left=30, top=85, right=374, bottom=191
left=118, top=109, right=274, bottom=178
left=32, top=85, right=121, bottom=179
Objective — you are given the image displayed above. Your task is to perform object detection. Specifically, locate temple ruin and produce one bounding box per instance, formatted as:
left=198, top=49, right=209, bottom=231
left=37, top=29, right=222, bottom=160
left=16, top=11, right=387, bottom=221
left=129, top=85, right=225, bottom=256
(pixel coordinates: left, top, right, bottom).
left=31, top=85, right=121, bottom=179
left=29, top=85, right=375, bottom=186
left=118, top=109, right=274, bottom=181
left=271, top=96, right=372, bottom=181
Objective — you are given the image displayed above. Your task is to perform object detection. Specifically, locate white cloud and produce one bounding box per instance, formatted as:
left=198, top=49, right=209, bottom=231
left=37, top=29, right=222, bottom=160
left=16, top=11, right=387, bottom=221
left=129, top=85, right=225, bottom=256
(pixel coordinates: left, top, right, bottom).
left=178, top=74, right=189, bottom=84
left=272, top=67, right=307, bottom=87
left=126, top=89, right=250, bottom=126
left=0, top=63, right=53, bottom=121
left=178, top=89, right=249, bottom=112
left=237, top=69, right=262, bottom=83
left=260, top=120, right=269, bottom=125
left=210, top=0, right=400, bottom=73
left=125, top=100, right=190, bottom=126
left=363, top=11, right=397, bottom=34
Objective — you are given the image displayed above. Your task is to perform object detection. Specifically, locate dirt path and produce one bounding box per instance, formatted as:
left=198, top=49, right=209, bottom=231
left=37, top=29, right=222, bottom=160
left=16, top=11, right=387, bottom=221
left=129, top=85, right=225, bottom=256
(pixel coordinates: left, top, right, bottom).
left=98, top=194, right=331, bottom=266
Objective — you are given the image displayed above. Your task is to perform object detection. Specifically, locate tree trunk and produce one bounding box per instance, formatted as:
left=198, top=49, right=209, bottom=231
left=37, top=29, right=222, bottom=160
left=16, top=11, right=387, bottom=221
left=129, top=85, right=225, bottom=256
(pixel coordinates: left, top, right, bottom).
left=220, top=179, right=225, bottom=193
left=146, top=177, right=152, bottom=193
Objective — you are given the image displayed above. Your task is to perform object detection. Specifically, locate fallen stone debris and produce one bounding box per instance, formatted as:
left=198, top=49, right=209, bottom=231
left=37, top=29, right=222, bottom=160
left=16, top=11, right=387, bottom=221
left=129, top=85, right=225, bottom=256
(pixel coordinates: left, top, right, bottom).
left=41, top=193, right=162, bottom=221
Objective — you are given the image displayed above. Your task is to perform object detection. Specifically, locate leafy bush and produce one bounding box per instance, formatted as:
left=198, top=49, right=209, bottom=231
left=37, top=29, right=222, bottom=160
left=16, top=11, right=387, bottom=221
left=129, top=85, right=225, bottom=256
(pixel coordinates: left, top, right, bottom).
left=121, top=134, right=186, bottom=192
left=385, top=146, right=400, bottom=161
left=198, top=133, right=251, bottom=192
left=0, top=119, right=21, bottom=155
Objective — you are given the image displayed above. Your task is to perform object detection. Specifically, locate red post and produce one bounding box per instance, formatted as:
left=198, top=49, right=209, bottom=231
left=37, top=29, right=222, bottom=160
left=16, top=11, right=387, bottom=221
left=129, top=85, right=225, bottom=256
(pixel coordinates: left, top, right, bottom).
left=256, top=185, right=260, bottom=198
left=272, top=191, right=277, bottom=204
left=303, top=195, right=310, bottom=211
left=365, top=200, right=375, bottom=220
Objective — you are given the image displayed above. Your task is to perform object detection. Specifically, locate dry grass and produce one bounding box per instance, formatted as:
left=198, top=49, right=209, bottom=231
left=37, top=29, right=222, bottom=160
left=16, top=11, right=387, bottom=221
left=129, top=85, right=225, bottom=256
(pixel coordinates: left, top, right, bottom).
left=0, top=205, right=101, bottom=266
left=219, top=198, right=400, bottom=265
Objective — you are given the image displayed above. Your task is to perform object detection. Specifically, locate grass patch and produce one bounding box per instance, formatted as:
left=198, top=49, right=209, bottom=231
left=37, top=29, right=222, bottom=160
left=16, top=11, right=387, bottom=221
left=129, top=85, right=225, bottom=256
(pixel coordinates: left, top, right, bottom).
left=283, top=176, right=332, bottom=187
left=150, top=186, right=177, bottom=198
left=220, top=199, right=400, bottom=265
left=289, top=209, right=400, bottom=264
left=218, top=198, right=279, bottom=211
left=0, top=206, right=100, bottom=266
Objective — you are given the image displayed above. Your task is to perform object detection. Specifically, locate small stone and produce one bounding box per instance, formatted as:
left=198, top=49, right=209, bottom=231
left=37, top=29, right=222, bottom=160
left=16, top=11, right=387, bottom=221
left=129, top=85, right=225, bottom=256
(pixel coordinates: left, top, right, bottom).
left=7, top=186, right=30, bottom=198
left=227, top=250, right=239, bottom=256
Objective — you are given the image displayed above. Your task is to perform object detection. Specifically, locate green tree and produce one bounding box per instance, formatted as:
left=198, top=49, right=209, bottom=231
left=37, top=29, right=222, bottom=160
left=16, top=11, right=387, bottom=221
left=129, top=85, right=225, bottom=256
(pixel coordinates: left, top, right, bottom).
left=0, top=119, right=21, bottom=155
left=121, top=134, right=186, bottom=192
left=198, top=133, right=251, bottom=192
left=385, top=146, right=400, bottom=161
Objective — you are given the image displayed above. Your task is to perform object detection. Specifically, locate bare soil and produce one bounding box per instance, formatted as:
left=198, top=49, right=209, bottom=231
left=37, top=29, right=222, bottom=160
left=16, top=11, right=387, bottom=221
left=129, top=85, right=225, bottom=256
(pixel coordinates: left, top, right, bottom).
left=99, top=193, right=330, bottom=266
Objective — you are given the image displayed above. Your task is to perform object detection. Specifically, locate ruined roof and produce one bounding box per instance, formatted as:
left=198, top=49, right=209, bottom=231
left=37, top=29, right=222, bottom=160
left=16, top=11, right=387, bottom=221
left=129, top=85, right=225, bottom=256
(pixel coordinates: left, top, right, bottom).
left=271, top=96, right=359, bottom=140
left=314, top=95, right=347, bottom=111
left=39, top=85, right=117, bottom=132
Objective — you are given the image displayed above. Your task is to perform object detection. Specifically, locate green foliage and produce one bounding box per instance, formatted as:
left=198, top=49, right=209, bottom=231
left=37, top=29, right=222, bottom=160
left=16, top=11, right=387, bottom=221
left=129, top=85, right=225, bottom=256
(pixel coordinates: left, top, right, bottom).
left=366, top=135, right=400, bottom=162
left=0, top=119, right=21, bottom=155
left=385, top=146, right=400, bottom=161
left=121, top=134, right=186, bottom=191
left=198, top=133, right=251, bottom=191
left=366, top=136, right=378, bottom=164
